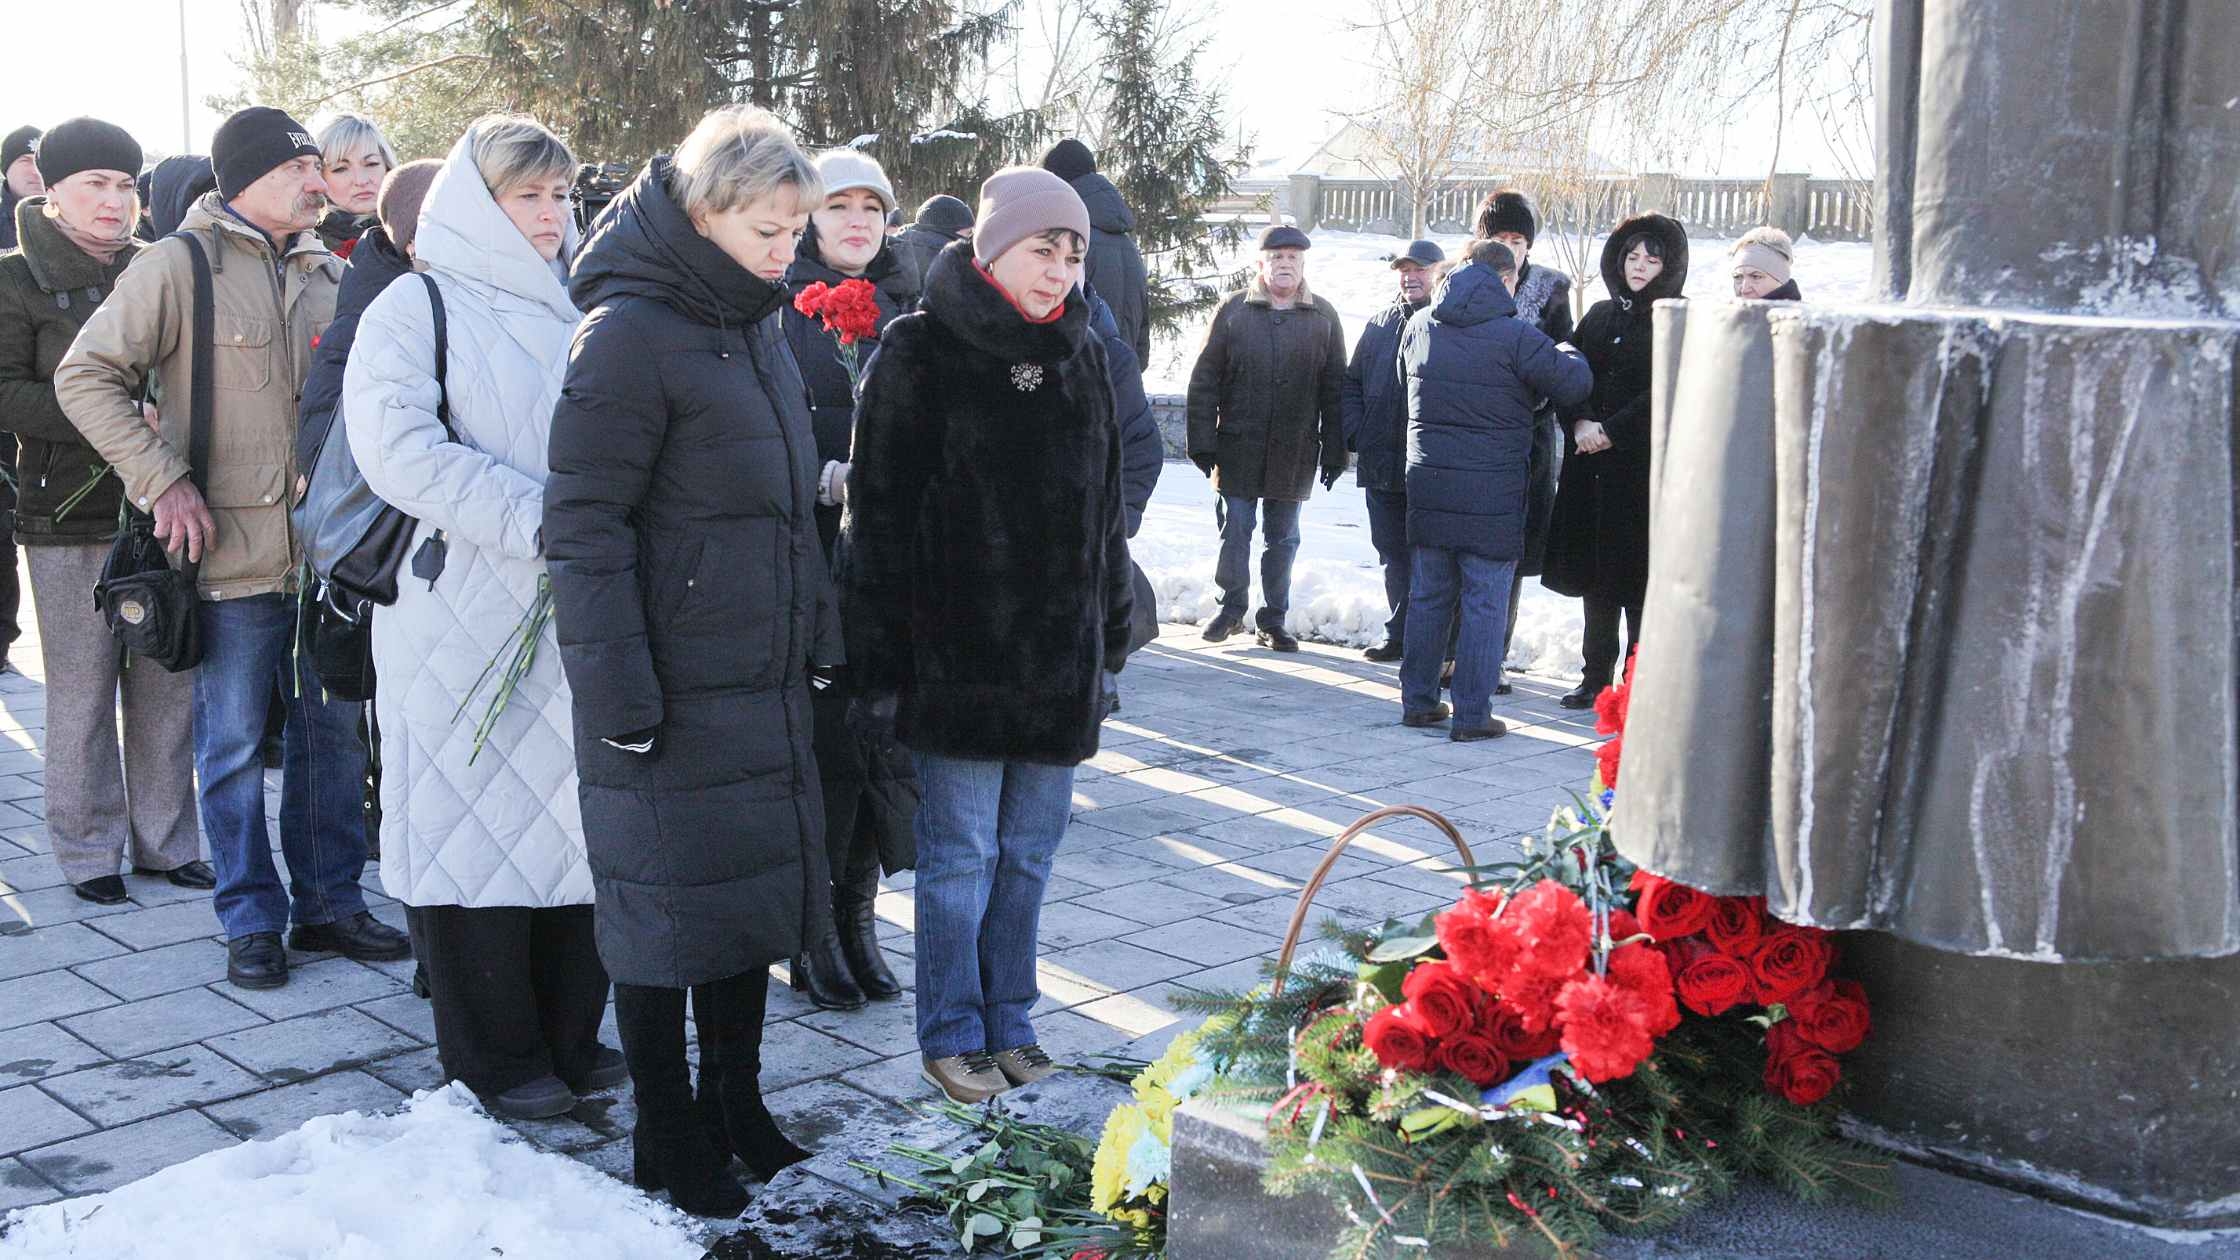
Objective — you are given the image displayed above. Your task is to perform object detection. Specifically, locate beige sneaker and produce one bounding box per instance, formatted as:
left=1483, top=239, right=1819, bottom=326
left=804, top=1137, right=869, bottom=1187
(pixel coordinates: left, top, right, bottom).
left=992, top=1044, right=1061, bottom=1087
left=922, top=1051, right=1010, bottom=1103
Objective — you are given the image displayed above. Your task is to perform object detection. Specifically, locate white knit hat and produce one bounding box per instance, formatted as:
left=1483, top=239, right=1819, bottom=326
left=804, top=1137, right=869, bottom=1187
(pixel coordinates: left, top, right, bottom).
left=813, top=148, right=896, bottom=213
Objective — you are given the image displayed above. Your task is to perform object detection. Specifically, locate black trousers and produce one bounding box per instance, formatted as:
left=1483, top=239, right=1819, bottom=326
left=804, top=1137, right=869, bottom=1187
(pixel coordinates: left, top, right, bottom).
left=1581, top=595, right=1642, bottom=689
left=405, top=903, right=611, bottom=1096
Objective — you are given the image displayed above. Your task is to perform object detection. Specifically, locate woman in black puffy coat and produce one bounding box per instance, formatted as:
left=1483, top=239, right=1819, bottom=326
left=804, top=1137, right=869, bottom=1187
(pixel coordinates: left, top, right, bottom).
left=544, top=106, right=832, bottom=1217
left=1542, top=212, right=1688, bottom=708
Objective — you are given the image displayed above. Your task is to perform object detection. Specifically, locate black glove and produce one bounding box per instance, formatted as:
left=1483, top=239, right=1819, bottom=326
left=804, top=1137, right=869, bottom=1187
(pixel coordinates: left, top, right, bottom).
left=1320, top=464, right=1345, bottom=491
left=847, top=692, right=900, bottom=748
left=601, top=725, right=659, bottom=756
left=1191, top=453, right=1217, bottom=477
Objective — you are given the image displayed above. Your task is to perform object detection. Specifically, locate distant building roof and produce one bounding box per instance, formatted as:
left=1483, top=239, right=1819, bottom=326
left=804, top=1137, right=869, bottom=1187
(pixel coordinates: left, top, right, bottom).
left=1276, top=121, right=1626, bottom=181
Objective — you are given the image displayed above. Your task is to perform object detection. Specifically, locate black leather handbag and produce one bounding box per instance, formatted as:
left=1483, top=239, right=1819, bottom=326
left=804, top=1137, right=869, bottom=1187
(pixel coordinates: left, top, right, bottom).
left=94, top=232, right=213, bottom=673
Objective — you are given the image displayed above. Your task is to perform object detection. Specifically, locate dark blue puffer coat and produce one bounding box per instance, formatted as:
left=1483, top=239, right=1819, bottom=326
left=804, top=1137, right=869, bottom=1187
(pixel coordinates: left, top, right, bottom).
left=1400, top=261, right=1593, bottom=560
left=1339, top=297, right=1423, bottom=493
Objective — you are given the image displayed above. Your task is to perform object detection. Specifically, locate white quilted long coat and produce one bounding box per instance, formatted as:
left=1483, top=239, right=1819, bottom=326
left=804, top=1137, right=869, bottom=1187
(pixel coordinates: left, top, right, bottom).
left=343, top=133, right=590, bottom=909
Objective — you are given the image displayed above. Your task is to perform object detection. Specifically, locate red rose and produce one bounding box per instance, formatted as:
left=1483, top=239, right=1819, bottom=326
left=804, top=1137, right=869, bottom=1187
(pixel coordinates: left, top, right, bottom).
left=1400, top=961, right=1480, bottom=1039
left=1596, top=734, right=1624, bottom=788
left=1607, top=908, right=1644, bottom=944
left=1674, top=953, right=1753, bottom=1016
left=1593, top=679, right=1631, bottom=737
left=1788, top=978, right=1870, bottom=1054
left=1764, top=1021, right=1842, bottom=1104
left=1629, top=871, right=1716, bottom=940
left=1479, top=1000, right=1561, bottom=1061
left=1436, top=1032, right=1512, bottom=1087
left=1435, top=888, right=1515, bottom=988
left=1704, top=895, right=1766, bottom=955
left=1363, top=1004, right=1437, bottom=1074
left=1556, top=973, right=1656, bottom=1083
left=1499, top=880, right=1593, bottom=982
left=1604, top=943, right=1681, bottom=1035
left=1750, top=927, right=1835, bottom=1006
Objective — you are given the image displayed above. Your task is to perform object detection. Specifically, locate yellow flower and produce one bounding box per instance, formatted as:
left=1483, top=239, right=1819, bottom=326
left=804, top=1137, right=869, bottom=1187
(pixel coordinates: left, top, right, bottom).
left=1092, top=1103, right=1147, bottom=1216
left=1139, top=1086, right=1177, bottom=1143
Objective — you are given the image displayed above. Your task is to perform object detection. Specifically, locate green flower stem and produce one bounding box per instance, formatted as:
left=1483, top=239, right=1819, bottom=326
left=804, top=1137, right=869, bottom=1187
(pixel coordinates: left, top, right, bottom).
left=53, top=463, right=113, bottom=523
left=452, top=575, right=554, bottom=764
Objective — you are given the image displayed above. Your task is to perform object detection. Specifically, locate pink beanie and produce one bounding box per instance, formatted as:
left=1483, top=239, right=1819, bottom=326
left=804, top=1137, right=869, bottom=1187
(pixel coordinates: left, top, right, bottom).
left=972, top=166, right=1090, bottom=265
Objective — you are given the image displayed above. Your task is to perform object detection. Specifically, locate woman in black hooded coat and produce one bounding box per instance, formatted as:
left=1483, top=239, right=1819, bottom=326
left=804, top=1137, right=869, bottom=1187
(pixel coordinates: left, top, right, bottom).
left=543, top=110, right=832, bottom=1215
left=1542, top=212, right=1688, bottom=707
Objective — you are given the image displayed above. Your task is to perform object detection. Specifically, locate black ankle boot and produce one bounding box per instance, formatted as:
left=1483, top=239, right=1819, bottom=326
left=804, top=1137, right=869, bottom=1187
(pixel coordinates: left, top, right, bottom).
left=696, top=972, right=811, bottom=1182
left=615, top=984, right=748, bottom=1217
left=835, top=869, right=902, bottom=1001
left=789, top=930, right=867, bottom=1012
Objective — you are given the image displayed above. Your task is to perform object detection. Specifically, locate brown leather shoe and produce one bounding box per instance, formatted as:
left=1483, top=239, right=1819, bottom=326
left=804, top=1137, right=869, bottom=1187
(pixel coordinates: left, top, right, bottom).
left=992, top=1044, right=1061, bottom=1088
left=1401, top=702, right=1452, bottom=728
left=922, top=1052, right=1010, bottom=1103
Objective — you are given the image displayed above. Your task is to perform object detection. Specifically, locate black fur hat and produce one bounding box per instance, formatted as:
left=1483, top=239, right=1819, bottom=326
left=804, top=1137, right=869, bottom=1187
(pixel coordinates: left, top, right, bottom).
left=1476, top=190, right=1537, bottom=245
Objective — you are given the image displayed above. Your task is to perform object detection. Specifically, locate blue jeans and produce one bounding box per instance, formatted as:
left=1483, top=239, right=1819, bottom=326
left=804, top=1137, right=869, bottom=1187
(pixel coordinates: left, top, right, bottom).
left=1214, top=495, right=1302, bottom=629
left=1400, top=548, right=1516, bottom=728
left=194, top=594, right=371, bottom=941
left=1364, top=488, right=1410, bottom=644
left=911, top=751, right=1076, bottom=1059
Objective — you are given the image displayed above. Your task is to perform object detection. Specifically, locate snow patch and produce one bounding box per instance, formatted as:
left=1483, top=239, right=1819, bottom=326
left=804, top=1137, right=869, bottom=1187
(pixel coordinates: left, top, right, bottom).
left=1133, top=467, right=1586, bottom=677
left=0, top=1085, right=702, bottom=1260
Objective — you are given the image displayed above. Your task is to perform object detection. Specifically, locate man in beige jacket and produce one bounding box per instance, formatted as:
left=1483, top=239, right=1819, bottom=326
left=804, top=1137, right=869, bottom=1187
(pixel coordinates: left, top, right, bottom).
left=56, top=106, right=409, bottom=990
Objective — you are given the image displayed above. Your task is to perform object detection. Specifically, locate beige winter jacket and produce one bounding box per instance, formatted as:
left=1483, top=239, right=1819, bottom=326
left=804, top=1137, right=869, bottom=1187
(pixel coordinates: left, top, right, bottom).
left=54, top=192, right=342, bottom=600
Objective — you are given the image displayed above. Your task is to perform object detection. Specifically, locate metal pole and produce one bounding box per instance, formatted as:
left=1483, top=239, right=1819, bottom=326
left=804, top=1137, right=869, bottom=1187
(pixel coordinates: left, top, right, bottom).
left=179, top=0, right=193, bottom=152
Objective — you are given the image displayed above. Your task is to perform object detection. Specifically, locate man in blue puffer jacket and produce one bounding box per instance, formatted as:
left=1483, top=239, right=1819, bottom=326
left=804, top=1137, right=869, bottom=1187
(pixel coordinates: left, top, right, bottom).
left=1398, top=239, right=1592, bottom=741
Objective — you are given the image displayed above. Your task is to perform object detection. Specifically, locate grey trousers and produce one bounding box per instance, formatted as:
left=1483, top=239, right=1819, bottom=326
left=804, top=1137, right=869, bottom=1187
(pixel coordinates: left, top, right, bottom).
left=28, top=543, right=200, bottom=883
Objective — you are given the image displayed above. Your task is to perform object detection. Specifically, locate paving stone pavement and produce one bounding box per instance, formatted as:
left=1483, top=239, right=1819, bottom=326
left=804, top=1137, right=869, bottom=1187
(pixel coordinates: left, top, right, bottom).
left=0, top=608, right=1599, bottom=1219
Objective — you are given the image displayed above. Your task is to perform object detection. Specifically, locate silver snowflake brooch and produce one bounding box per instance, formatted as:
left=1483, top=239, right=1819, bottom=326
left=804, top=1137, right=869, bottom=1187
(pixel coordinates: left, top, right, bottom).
left=1010, top=362, right=1045, bottom=392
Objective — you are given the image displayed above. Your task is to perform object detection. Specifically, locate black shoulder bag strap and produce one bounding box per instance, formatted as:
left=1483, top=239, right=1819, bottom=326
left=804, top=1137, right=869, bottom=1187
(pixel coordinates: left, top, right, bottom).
left=408, top=271, right=455, bottom=589
left=169, top=230, right=216, bottom=587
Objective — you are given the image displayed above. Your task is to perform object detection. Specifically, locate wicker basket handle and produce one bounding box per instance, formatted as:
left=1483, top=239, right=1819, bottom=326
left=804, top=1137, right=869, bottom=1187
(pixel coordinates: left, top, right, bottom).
left=1270, top=805, right=1474, bottom=996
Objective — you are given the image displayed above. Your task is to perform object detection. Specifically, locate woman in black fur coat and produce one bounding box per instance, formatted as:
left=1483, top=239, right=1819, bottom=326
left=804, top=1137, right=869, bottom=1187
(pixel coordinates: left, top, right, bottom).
left=843, top=166, right=1133, bottom=1105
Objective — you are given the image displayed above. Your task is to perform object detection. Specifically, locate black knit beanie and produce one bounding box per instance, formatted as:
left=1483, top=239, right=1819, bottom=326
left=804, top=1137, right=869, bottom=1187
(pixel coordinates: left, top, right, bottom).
left=35, top=118, right=142, bottom=188
left=1041, top=138, right=1097, bottom=185
left=1477, top=190, right=1537, bottom=246
left=211, top=106, right=320, bottom=201
left=914, top=193, right=975, bottom=237
left=1, top=126, right=40, bottom=174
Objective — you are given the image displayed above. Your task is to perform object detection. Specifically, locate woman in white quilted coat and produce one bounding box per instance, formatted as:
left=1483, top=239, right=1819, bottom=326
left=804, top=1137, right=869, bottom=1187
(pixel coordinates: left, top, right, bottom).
left=343, top=115, right=616, bottom=1120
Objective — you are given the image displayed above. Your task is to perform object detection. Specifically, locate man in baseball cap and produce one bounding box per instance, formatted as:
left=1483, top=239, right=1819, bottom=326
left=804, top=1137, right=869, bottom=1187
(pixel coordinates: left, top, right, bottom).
left=1346, top=239, right=1447, bottom=661
left=55, top=105, right=403, bottom=991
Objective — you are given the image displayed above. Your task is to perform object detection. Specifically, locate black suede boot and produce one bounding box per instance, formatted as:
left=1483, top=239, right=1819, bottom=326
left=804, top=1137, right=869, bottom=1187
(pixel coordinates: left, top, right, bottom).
left=690, top=995, right=735, bottom=1165
left=835, top=862, right=902, bottom=1001
left=697, top=972, right=810, bottom=1182
left=615, top=983, right=748, bottom=1217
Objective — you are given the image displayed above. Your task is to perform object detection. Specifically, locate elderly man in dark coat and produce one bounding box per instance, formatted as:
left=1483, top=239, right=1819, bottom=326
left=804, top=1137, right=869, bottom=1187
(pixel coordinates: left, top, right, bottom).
left=1398, top=240, right=1592, bottom=740
left=1184, top=224, right=1349, bottom=651
left=1341, top=239, right=1444, bottom=661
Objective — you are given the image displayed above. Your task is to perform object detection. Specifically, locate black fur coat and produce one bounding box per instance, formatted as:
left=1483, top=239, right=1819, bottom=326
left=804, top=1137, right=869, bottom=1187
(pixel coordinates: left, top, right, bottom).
left=843, top=240, right=1133, bottom=766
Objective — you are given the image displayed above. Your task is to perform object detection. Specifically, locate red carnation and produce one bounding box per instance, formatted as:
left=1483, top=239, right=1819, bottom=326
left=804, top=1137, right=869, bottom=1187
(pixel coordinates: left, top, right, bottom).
left=790, top=280, right=830, bottom=317
left=1435, top=888, right=1515, bottom=988
left=1596, top=734, right=1624, bottom=788
left=1607, top=908, right=1644, bottom=944
left=1750, top=927, right=1835, bottom=1006
left=1674, top=953, right=1753, bottom=1016
left=1605, top=943, right=1681, bottom=1036
left=1499, top=880, right=1593, bottom=982
left=822, top=278, right=883, bottom=345
left=1436, top=1032, right=1512, bottom=1088
left=1400, top=961, right=1479, bottom=1040
left=1594, top=679, right=1631, bottom=737
left=1764, top=1020, right=1842, bottom=1104
left=1629, top=870, right=1716, bottom=941
left=1501, top=969, right=1572, bottom=1035
left=1787, top=978, right=1871, bottom=1054
left=1704, top=895, right=1766, bottom=956
left=1363, top=1004, right=1437, bottom=1074
left=1556, top=974, right=1657, bottom=1083
left=1479, top=1001, right=1561, bottom=1062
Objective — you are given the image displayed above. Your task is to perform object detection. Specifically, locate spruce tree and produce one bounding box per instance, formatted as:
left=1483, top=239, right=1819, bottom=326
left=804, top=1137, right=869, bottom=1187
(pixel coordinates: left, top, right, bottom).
left=1090, top=0, right=1247, bottom=336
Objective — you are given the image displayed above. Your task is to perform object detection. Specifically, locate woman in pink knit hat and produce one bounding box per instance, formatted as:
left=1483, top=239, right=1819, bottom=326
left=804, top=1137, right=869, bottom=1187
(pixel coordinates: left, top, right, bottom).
left=842, top=165, right=1135, bottom=1104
